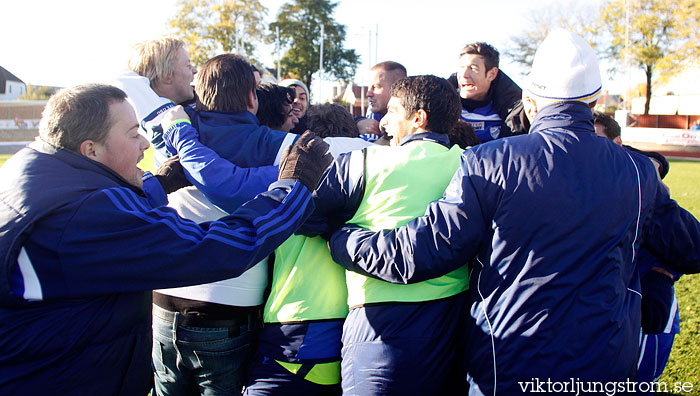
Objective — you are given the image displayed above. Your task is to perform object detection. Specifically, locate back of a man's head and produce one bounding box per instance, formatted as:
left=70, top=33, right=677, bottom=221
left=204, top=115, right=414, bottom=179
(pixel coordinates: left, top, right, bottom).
left=195, top=53, right=256, bottom=112
left=129, top=37, right=184, bottom=87
left=256, top=83, right=295, bottom=130
left=307, top=103, right=359, bottom=138
left=39, top=84, right=127, bottom=152
left=371, top=61, right=407, bottom=79
left=391, top=75, right=461, bottom=134
left=525, top=29, right=602, bottom=109
left=460, top=42, right=500, bottom=71
left=593, top=111, right=621, bottom=141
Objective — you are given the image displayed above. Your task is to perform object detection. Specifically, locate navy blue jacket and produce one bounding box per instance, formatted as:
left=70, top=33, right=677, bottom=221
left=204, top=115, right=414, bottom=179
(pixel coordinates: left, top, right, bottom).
left=329, top=102, right=700, bottom=394
left=0, top=141, right=314, bottom=395
left=162, top=108, right=296, bottom=213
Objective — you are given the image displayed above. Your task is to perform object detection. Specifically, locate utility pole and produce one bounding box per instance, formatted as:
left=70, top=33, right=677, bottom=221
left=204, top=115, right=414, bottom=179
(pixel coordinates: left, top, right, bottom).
left=319, top=24, right=324, bottom=103
left=375, top=24, right=378, bottom=64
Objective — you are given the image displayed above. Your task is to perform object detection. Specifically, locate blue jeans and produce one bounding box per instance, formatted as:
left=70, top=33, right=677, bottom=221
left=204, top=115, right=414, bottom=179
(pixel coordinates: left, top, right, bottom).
left=152, top=304, right=258, bottom=396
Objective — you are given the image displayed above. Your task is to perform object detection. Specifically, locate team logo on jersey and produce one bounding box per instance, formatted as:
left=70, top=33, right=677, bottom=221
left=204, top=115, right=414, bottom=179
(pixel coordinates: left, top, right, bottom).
left=468, top=121, right=485, bottom=131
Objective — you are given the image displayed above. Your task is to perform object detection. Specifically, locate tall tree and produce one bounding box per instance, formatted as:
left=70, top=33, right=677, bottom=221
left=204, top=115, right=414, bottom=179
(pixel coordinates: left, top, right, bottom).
left=169, top=0, right=267, bottom=67
left=270, top=0, right=360, bottom=92
left=600, top=0, right=700, bottom=114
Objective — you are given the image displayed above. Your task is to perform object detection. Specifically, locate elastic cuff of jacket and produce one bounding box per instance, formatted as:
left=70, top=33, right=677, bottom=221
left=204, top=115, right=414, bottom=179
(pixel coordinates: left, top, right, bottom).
left=165, top=118, right=191, bottom=132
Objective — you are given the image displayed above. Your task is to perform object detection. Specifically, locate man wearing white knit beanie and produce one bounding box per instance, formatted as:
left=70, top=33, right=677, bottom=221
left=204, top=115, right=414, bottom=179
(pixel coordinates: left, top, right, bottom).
left=327, top=28, right=700, bottom=395
left=521, top=28, right=602, bottom=120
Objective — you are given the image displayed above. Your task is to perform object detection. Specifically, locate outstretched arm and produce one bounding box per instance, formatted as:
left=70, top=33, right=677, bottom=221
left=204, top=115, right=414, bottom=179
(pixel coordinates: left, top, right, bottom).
left=161, top=106, right=279, bottom=213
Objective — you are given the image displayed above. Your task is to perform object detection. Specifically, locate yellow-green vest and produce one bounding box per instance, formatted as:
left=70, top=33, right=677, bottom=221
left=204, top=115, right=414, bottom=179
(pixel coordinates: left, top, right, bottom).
left=264, top=234, right=349, bottom=323
left=346, top=141, right=469, bottom=307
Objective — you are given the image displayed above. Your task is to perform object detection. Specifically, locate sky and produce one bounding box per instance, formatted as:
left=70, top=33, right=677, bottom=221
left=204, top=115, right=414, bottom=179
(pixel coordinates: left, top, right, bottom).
left=2, top=0, right=630, bottom=93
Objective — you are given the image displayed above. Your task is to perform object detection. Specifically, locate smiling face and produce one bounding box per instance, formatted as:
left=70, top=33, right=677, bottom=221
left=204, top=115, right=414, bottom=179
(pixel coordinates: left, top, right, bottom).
left=457, top=54, right=497, bottom=101
left=290, top=85, right=308, bottom=118
left=280, top=103, right=299, bottom=132
left=92, top=100, right=150, bottom=188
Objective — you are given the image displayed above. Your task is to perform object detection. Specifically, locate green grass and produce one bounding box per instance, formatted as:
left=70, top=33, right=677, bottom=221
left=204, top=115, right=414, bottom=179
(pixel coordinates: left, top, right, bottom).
left=0, top=154, right=699, bottom=391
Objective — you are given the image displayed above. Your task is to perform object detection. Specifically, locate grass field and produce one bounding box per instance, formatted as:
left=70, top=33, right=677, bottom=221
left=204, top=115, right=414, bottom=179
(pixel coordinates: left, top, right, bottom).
left=0, top=153, right=699, bottom=392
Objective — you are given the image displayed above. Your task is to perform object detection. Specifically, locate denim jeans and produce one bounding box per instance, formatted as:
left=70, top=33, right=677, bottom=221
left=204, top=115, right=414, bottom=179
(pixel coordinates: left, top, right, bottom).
left=152, top=304, right=258, bottom=396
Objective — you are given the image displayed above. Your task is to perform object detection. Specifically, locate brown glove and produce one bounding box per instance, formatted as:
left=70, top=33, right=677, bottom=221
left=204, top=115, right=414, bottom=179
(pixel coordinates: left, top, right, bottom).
left=278, top=131, right=333, bottom=191
left=154, top=155, right=192, bottom=194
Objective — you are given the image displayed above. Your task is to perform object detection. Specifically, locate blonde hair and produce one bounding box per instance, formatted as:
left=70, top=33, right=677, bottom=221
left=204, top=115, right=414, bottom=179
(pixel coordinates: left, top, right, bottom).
left=128, top=37, right=184, bottom=86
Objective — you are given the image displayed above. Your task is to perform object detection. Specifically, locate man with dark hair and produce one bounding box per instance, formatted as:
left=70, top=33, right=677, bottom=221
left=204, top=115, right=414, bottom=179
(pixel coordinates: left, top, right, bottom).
left=306, top=103, right=359, bottom=138
left=279, top=79, right=310, bottom=134
left=152, top=53, right=302, bottom=396
left=448, top=119, right=480, bottom=149
left=152, top=53, right=372, bottom=395
left=244, top=102, right=361, bottom=396
left=295, top=75, right=468, bottom=395
left=593, top=110, right=622, bottom=143
left=450, top=42, right=524, bottom=142
left=0, top=83, right=331, bottom=395
left=356, top=61, right=408, bottom=138
left=256, top=83, right=299, bottom=132
left=329, top=30, right=700, bottom=394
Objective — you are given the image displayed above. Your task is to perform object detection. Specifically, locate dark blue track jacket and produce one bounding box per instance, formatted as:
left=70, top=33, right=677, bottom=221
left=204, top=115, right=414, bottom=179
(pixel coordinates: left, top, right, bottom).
left=0, top=141, right=314, bottom=395
left=329, top=102, right=700, bottom=395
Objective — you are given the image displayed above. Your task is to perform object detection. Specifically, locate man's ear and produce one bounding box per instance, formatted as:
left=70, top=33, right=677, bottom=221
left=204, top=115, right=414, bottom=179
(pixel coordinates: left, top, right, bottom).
left=412, top=109, right=429, bottom=129
left=79, top=140, right=100, bottom=160
left=522, top=95, right=538, bottom=122
left=247, top=89, right=257, bottom=111
left=486, top=67, right=498, bottom=83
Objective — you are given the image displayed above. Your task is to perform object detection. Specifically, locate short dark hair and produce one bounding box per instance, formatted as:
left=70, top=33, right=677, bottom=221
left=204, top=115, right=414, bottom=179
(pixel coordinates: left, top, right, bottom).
left=371, top=61, right=407, bottom=78
left=39, top=84, right=127, bottom=152
left=460, top=42, right=500, bottom=71
left=195, top=53, right=256, bottom=112
left=448, top=119, right=481, bottom=149
left=593, top=111, right=621, bottom=140
left=306, top=103, right=359, bottom=138
left=256, top=83, right=295, bottom=129
left=390, top=75, right=461, bottom=134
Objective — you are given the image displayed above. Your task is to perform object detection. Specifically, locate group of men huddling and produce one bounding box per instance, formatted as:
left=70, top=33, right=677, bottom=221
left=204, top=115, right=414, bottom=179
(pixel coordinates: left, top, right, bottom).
left=1, top=28, right=699, bottom=396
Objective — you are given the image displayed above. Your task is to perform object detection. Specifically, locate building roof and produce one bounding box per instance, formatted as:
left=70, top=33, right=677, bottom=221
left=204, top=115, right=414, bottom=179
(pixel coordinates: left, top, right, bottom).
left=0, top=65, right=25, bottom=94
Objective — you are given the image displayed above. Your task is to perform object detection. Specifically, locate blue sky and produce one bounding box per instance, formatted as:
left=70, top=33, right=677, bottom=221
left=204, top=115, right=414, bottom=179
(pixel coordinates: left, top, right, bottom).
left=3, top=0, right=630, bottom=92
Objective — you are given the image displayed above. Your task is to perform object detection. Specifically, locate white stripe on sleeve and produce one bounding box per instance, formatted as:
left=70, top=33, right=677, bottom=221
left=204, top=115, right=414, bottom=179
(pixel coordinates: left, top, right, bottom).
left=18, top=247, right=43, bottom=301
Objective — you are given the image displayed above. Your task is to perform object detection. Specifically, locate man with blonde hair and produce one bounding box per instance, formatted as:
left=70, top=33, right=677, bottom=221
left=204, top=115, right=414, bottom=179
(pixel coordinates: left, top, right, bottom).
left=112, top=36, right=197, bottom=166
left=128, top=37, right=197, bottom=105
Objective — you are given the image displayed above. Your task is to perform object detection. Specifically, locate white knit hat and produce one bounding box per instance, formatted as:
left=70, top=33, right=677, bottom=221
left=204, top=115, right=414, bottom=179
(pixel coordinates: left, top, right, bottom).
left=526, top=29, right=602, bottom=104
left=279, top=79, right=309, bottom=98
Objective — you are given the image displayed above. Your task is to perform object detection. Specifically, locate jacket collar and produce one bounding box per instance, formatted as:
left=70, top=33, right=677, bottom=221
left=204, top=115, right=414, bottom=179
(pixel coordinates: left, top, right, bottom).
left=399, top=132, right=451, bottom=148
left=529, top=101, right=594, bottom=135
left=185, top=105, right=261, bottom=126
left=30, top=140, right=146, bottom=196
